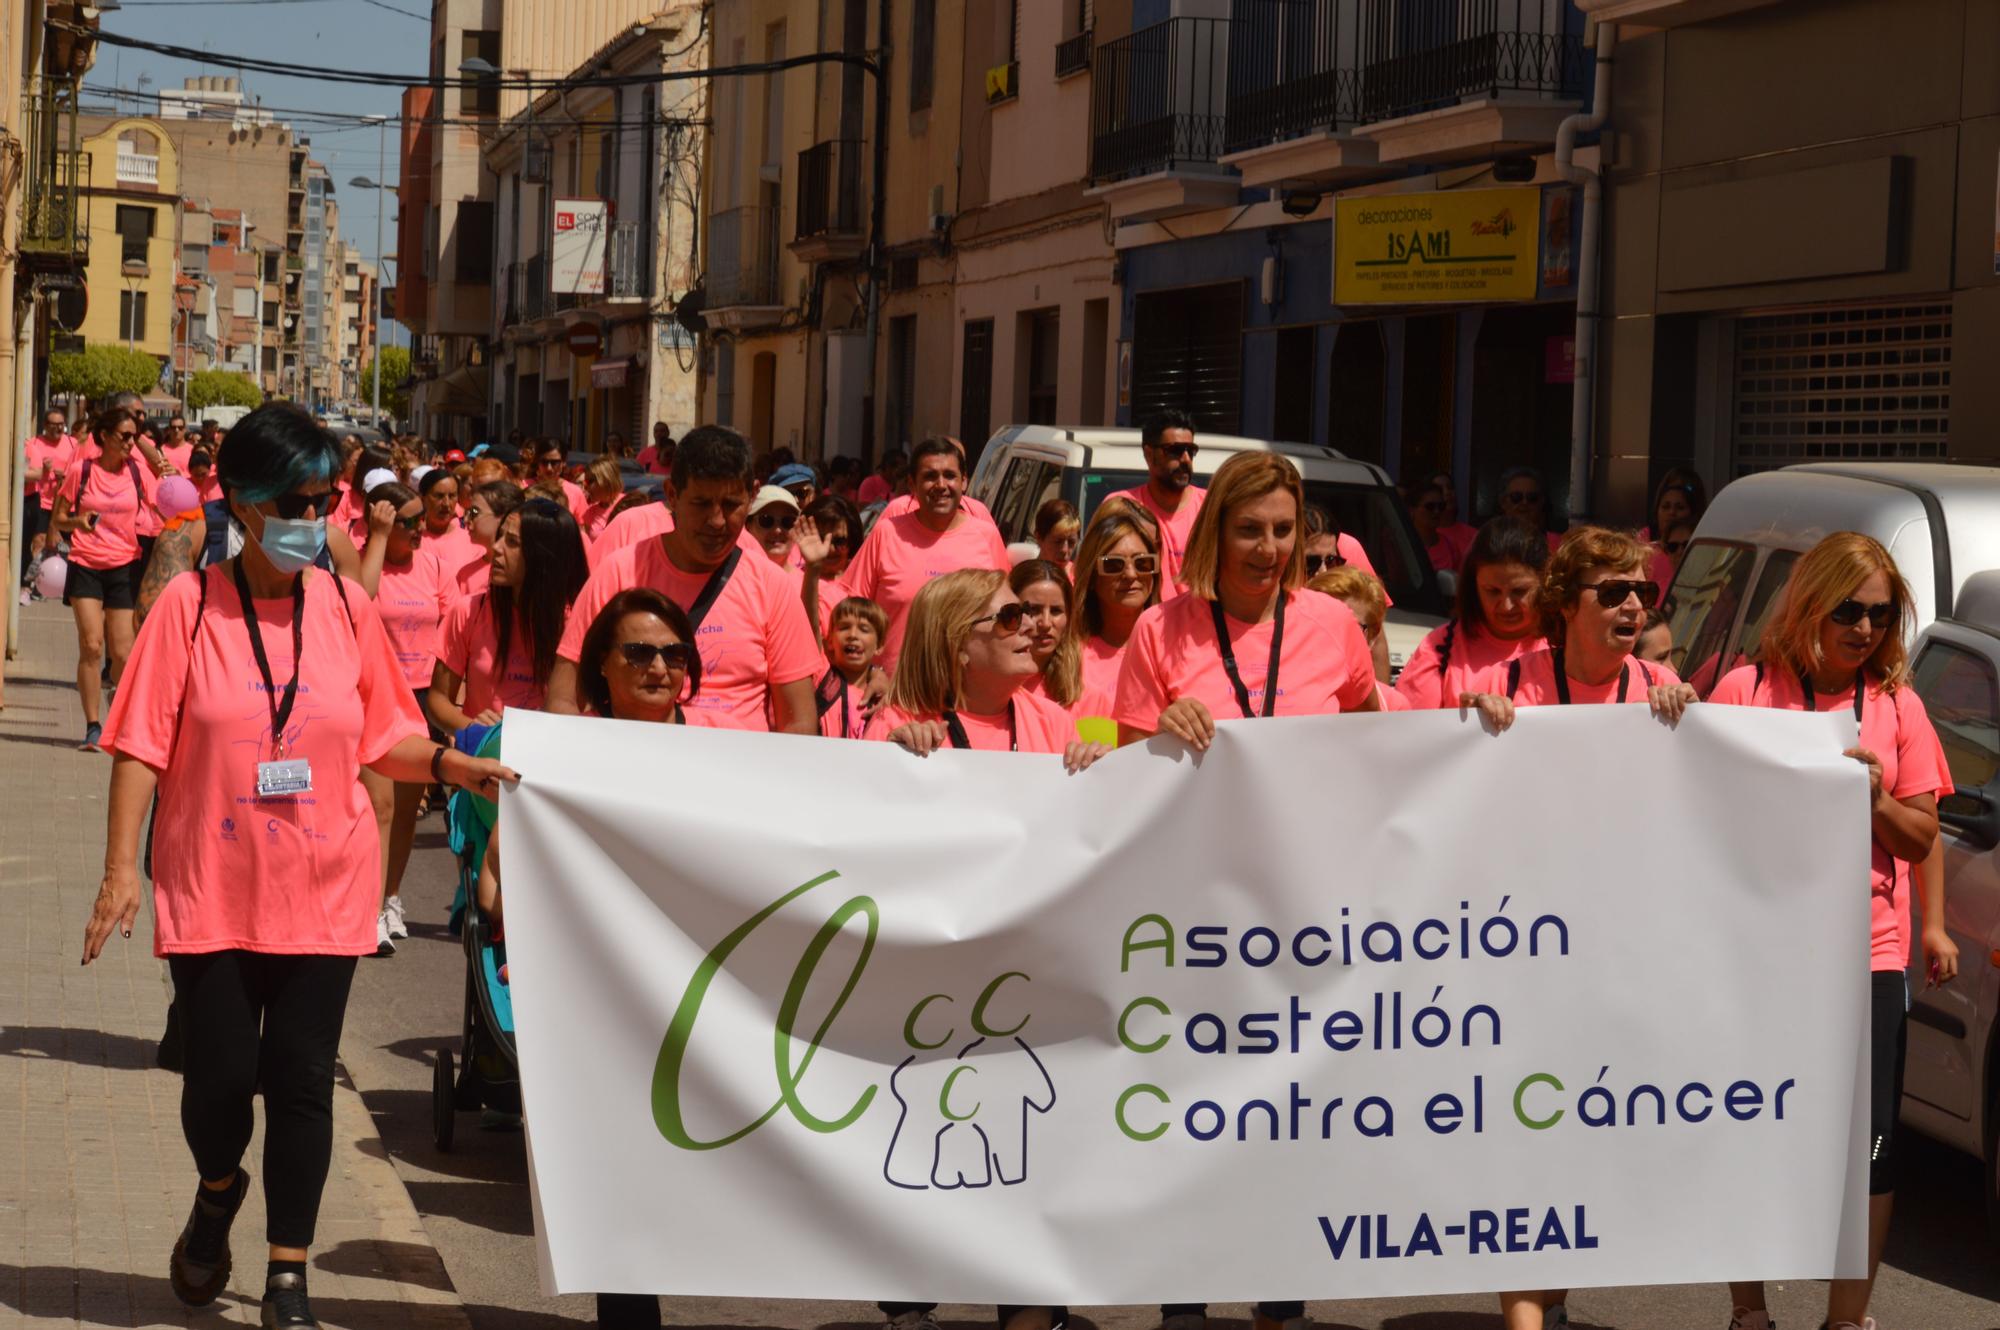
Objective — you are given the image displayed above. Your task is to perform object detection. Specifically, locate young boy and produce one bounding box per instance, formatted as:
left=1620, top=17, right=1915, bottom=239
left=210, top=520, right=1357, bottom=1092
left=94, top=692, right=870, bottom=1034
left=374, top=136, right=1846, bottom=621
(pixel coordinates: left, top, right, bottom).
left=817, top=595, right=886, bottom=739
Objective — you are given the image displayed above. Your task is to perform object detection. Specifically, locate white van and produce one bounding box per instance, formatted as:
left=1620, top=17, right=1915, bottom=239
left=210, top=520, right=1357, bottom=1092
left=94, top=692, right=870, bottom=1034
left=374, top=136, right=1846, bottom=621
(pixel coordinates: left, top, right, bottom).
left=968, top=425, right=1450, bottom=674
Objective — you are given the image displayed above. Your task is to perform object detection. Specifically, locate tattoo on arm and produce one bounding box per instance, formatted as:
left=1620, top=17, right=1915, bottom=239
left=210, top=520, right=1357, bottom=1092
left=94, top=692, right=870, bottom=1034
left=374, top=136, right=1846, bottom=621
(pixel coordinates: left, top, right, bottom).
left=137, top=520, right=201, bottom=625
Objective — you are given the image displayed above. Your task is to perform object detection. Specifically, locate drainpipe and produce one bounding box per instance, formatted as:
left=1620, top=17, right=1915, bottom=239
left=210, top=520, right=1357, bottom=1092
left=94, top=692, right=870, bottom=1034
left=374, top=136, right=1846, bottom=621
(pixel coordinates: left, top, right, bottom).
left=1556, top=19, right=1614, bottom=521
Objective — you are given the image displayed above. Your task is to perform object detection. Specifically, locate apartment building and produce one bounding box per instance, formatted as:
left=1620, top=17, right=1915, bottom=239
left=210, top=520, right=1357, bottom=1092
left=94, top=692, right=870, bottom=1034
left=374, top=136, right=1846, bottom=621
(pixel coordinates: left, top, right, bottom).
left=485, top=8, right=706, bottom=447
left=76, top=116, right=180, bottom=365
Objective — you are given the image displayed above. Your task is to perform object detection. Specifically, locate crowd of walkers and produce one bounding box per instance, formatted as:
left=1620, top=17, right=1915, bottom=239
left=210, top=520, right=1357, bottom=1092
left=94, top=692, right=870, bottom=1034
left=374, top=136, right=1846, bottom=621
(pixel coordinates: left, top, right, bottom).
left=56, top=400, right=1947, bottom=1330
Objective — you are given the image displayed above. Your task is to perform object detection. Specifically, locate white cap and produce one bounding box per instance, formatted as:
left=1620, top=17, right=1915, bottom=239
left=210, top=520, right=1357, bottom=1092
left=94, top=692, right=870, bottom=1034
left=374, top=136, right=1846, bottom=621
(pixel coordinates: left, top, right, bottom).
left=411, top=464, right=436, bottom=482
left=361, top=467, right=398, bottom=493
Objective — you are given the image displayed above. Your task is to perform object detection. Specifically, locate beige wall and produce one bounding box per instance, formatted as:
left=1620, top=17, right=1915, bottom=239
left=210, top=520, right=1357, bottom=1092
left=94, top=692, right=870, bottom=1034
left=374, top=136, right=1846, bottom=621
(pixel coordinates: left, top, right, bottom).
left=986, top=0, right=1093, bottom=203
left=496, top=0, right=663, bottom=120
left=79, top=119, right=181, bottom=360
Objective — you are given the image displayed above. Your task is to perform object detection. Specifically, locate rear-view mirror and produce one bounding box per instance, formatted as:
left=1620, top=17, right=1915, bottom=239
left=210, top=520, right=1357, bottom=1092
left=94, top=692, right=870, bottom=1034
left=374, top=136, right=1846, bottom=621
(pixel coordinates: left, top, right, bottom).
left=1938, top=785, right=2000, bottom=852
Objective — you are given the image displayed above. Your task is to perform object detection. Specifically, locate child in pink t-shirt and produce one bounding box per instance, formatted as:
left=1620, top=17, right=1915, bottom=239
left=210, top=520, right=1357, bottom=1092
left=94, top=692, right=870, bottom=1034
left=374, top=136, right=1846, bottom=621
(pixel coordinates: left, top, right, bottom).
left=817, top=595, right=886, bottom=740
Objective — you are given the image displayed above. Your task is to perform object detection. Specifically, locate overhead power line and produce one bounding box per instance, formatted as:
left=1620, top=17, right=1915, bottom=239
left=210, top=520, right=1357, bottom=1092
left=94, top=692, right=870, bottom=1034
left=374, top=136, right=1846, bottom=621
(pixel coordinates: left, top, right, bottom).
left=117, top=0, right=426, bottom=17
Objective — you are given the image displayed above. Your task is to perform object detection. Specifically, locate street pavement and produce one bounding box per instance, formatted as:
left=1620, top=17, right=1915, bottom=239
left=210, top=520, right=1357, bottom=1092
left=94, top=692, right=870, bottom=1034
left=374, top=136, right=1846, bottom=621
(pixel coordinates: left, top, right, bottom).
left=6, top=598, right=2000, bottom=1329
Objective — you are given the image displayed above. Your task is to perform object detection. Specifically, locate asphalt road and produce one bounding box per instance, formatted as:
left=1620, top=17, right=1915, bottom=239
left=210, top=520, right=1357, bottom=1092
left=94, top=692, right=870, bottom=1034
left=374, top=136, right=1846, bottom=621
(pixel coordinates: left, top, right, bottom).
left=338, top=815, right=2000, bottom=1330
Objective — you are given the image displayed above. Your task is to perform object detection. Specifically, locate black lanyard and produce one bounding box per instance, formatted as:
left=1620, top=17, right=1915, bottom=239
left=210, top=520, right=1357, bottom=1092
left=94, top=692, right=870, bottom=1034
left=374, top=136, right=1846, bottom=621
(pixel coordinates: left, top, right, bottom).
left=942, top=701, right=1017, bottom=751
left=1550, top=646, right=1627, bottom=706
left=1796, top=667, right=1866, bottom=723
left=232, top=559, right=306, bottom=758
left=1211, top=594, right=1285, bottom=719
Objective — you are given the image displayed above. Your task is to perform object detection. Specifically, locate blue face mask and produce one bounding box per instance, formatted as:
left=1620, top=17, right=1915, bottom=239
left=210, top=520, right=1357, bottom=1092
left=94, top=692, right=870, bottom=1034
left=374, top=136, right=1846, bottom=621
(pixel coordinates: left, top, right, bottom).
left=255, top=514, right=326, bottom=575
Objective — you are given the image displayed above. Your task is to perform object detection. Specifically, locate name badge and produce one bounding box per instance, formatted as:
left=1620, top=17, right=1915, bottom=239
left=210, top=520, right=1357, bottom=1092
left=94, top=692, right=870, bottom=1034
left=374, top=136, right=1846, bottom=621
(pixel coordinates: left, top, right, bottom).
left=256, top=758, right=313, bottom=797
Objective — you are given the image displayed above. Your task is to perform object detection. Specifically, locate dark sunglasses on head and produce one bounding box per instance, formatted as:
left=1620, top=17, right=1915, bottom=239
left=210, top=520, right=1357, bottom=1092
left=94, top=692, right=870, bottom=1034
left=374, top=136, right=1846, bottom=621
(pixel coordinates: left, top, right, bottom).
left=1502, top=490, right=1544, bottom=506
left=270, top=490, right=328, bottom=520
left=1585, top=578, right=1661, bottom=609
left=1098, top=553, right=1159, bottom=576
left=1152, top=442, right=1199, bottom=460
left=1305, top=552, right=1347, bottom=576
left=754, top=510, right=798, bottom=532
left=971, top=603, right=1027, bottom=634
left=1829, top=598, right=1897, bottom=629
left=618, top=641, right=695, bottom=671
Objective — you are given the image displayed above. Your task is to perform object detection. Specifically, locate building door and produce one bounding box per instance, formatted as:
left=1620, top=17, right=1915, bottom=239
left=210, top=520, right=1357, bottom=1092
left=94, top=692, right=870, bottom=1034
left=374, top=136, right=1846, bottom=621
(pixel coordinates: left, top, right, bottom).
left=887, top=315, right=917, bottom=449
left=1132, top=282, right=1244, bottom=433
left=1328, top=320, right=1385, bottom=464
left=1471, top=303, right=1574, bottom=516
left=1398, top=312, right=1455, bottom=485
left=1271, top=326, right=1315, bottom=443
left=1025, top=309, right=1060, bottom=425
left=1730, top=301, right=1951, bottom=479
left=751, top=351, right=777, bottom=451
left=960, top=318, right=994, bottom=455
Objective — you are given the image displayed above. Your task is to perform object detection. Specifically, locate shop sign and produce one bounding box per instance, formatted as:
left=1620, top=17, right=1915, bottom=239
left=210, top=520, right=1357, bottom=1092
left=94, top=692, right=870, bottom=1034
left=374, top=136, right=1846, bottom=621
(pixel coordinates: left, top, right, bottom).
left=552, top=198, right=609, bottom=296
left=1335, top=187, right=1542, bottom=306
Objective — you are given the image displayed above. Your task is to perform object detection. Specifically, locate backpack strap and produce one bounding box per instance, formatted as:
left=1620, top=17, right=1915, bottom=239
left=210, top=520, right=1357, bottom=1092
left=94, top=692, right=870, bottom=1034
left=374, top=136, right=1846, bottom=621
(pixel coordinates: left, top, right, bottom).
left=1436, top=621, right=1457, bottom=674
left=1506, top=658, right=1523, bottom=700
left=327, top=571, right=358, bottom=635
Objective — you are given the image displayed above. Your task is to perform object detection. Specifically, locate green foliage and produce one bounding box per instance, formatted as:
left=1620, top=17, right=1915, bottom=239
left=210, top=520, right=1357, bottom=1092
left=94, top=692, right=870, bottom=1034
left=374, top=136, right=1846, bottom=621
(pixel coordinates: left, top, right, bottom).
left=48, top=345, right=162, bottom=401
left=186, top=369, right=263, bottom=411
left=360, top=345, right=412, bottom=421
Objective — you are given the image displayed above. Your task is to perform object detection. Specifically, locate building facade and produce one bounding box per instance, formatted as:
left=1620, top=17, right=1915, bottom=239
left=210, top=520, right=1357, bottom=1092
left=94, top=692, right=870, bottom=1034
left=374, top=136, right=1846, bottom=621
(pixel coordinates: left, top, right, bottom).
left=77, top=116, right=181, bottom=365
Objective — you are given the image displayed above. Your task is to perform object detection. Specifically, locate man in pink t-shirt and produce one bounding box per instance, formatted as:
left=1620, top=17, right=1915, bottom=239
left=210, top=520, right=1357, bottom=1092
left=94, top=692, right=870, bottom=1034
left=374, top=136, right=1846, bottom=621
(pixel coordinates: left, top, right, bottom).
left=547, top=425, right=822, bottom=733
left=634, top=422, right=675, bottom=476
left=22, top=406, right=72, bottom=560
left=159, top=414, right=194, bottom=476
left=1109, top=410, right=1205, bottom=599
left=843, top=437, right=1011, bottom=671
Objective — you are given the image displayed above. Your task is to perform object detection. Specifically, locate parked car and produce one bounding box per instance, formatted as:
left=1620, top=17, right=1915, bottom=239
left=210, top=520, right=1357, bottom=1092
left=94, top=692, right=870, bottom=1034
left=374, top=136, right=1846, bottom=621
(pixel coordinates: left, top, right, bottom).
left=968, top=425, right=1449, bottom=674
left=1662, top=463, right=2000, bottom=696
left=1899, top=574, right=2000, bottom=1227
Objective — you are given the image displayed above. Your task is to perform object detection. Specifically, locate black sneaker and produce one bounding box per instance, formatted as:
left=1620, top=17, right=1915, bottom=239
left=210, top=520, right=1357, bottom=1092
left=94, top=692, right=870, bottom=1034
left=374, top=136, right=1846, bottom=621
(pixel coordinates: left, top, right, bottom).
left=169, top=1170, right=247, bottom=1306
left=261, top=1271, right=320, bottom=1328
left=79, top=722, right=103, bottom=752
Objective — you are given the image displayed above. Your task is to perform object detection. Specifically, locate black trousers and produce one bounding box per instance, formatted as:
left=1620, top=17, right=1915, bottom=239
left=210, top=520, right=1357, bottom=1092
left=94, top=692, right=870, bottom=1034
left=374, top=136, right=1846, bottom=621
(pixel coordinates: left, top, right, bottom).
left=168, top=950, right=357, bottom=1248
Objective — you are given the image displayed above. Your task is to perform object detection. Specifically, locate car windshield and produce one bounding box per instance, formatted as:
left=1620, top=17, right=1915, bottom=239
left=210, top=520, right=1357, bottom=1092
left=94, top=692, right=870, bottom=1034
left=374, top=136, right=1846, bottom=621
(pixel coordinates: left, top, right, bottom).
left=1080, top=469, right=1447, bottom=613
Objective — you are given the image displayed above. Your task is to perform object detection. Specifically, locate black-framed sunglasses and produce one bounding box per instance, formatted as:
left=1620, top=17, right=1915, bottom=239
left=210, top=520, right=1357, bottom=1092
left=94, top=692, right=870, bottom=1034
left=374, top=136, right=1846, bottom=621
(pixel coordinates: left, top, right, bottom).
left=1151, top=442, right=1199, bottom=460
left=971, top=603, right=1027, bottom=634
left=754, top=510, right=799, bottom=532
left=1305, top=552, right=1347, bottom=576
left=463, top=504, right=485, bottom=523
left=617, top=641, right=695, bottom=671
left=1097, top=553, right=1159, bottom=576
left=1419, top=500, right=1448, bottom=513
left=1662, top=540, right=1688, bottom=555
left=395, top=515, right=423, bottom=534
left=1829, top=598, right=1897, bottom=629
left=1502, top=490, right=1544, bottom=507
left=1585, top=579, right=1661, bottom=609
left=270, top=490, right=329, bottom=520
left=536, top=456, right=566, bottom=470
left=825, top=531, right=853, bottom=549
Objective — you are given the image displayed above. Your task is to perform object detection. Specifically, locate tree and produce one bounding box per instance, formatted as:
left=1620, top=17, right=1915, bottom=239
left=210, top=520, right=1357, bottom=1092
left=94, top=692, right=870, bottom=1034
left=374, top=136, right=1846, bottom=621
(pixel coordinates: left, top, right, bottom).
left=49, top=345, right=162, bottom=402
left=186, top=369, right=263, bottom=412
left=359, top=345, right=412, bottom=422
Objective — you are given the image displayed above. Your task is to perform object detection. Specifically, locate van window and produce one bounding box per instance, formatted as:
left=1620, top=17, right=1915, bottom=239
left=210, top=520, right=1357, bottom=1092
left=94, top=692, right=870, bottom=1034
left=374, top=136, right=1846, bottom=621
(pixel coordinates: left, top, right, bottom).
left=1666, top=541, right=1756, bottom=697
left=1732, top=550, right=1800, bottom=674
left=1911, top=642, right=2000, bottom=789
left=991, top=457, right=1057, bottom=545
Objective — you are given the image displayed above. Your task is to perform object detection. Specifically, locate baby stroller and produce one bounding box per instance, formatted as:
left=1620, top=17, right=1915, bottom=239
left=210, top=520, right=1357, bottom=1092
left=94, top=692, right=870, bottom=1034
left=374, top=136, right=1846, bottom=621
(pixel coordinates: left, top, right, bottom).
left=431, top=722, right=520, bottom=1152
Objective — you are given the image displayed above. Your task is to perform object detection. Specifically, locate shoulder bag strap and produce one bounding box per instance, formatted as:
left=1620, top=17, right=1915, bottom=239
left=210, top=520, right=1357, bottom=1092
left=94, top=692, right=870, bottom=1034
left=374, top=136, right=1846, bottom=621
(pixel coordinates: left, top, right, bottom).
left=686, top=548, right=742, bottom=631
left=1506, top=658, right=1523, bottom=700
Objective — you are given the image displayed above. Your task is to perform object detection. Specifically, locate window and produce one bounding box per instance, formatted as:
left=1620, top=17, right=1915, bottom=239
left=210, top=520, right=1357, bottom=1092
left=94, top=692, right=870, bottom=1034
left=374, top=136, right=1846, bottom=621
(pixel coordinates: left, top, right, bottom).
left=909, top=0, right=936, bottom=112
left=991, top=457, right=1051, bottom=544
left=1663, top=541, right=1756, bottom=697
left=1725, top=550, right=1800, bottom=675
left=1025, top=308, right=1059, bottom=425
left=264, top=252, right=280, bottom=283
left=960, top=318, right=994, bottom=452
left=462, top=30, right=500, bottom=117
left=887, top=315, right=917, bottom=449
left=715, top=347, right=735, bottom=427
left=119, top=290, right=148, bottom=342
left=115, top=205, right=154, bottom=265
left=1912, top=643, right=2000, bottom=790
left=456, top=201, right=495, bottom=283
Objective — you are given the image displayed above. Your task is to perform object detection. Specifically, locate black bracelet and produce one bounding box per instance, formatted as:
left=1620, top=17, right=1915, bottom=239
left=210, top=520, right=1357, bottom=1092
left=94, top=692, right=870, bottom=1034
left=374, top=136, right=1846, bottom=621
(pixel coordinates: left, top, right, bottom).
left=430, top=745, right=448, bottom=784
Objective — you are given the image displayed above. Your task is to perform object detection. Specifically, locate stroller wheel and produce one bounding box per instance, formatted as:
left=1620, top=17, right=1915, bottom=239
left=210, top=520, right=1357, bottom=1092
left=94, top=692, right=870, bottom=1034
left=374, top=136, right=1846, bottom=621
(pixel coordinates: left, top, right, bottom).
left=432, top=1046, right=456, bottom=1152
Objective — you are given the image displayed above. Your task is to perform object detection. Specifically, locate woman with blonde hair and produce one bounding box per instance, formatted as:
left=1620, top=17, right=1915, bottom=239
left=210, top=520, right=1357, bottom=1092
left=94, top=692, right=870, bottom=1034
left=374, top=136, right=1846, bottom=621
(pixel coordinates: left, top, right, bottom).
left=577, top=457, right=624, bottom=541
left=1072, top=497, right=1162, bottom=705
left=1009, top=559, right=1088, bottom=713
left=1706, top=533, right=1948, bottom=1330
left=1115, top=450, right=1379, bottom=753
left=1033, top=498, right=1081, bottom=571
left=1306, top=566, right=1403, bottom=710
left=865, top=568, right=1108, bottom=773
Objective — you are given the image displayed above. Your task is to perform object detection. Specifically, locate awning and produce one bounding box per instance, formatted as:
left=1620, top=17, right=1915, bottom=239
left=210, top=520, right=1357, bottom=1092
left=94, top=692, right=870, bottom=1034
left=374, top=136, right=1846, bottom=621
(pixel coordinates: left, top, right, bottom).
left=591, top=356, right=632, bottom=389
left=435, top=362, right=491, bottom=417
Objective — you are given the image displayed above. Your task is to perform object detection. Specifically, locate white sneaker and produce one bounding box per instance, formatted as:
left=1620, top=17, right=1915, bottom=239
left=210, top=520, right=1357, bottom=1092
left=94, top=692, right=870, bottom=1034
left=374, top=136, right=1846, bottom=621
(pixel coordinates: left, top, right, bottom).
left=1824, top=1321, right=1876, bottom=1330
left=374, top=911, right=396, bottom=957
left=384, top=894, right=408, bottom=939
left=1729, top=1310, right=1774, bottom=1330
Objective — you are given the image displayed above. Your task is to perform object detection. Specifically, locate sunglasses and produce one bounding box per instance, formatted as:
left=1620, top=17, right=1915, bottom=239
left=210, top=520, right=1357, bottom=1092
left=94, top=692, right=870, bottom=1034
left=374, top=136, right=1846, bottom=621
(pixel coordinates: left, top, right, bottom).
left=753, top=510, right=798, bottom=532
left=1098, top=553, right=1159, bottom=576
left=617, top=641, right=695, bottom=671
left=1152, top=443, right=1199, bottom=460
left=1419, top=500, right=1447, bottom=513
left=1584, top=578, right=1661, bottom=609
left=395, top=516, right=423, bottom=533
left=1662, top=540, right=1687, bottom=555
left=971, top=603, right=1027, bottom=634
left=536, top=457, right=565, bottom=469
left=266, top=491, right=329, bottom=520
left=825, top=532, right=852, bottom=549
left=1829, top=598, right=1897, bottom=629
left=1305, top=552, right=1347, bottom=576
left=463, top=505, right=485, bottom=522
left=1502, top=490, right=1544, bottom=506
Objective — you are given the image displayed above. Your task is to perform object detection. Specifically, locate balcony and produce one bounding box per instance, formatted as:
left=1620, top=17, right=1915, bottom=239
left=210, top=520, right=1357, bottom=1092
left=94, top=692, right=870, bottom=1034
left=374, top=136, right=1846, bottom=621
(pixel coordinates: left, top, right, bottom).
left=22, top=147, right=89, bottom=269
left=114, top=149, right=159, bottom=187
left=1088, top=18, right=1239, bottom=223
left=608, top=219, right=650, bottom=300
left=1056, top=29, right=1093, bottom=78
left=706, top=204, right=784, bottom=330
left=792, top=139, right=866, bottom=265
left=1354, top=0, right=1587, bottom=167
left=1220, top=0, right=1380, bottom=189
left=1573, top=0, right=1779, bottom=22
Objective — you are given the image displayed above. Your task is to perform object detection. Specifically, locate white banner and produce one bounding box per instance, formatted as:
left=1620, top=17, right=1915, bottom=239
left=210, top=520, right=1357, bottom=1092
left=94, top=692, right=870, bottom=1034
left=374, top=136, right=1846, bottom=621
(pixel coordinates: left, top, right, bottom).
left=499, top=707, right=1873, bottom=1304
left=550, top=199, right=608, bottom=296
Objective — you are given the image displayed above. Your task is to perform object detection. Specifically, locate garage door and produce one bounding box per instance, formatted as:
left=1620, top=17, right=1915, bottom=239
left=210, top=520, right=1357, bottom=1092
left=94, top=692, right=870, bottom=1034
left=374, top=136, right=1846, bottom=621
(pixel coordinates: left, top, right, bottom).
left=1730, top=301, right=1951, bottom=478
left=1132, top=282, right=1244, bottom=434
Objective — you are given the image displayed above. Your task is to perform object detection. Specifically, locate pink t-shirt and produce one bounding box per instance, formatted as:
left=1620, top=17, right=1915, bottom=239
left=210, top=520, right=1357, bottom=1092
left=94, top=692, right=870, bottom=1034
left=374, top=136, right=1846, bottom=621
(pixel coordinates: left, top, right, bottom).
left=579, top=500, right=616, bottom=542
left=558, top=536, right=823, bottom=732
left=1708, top=664, right=1951, bottom=970
left=58, top=454, right=158, bottom=569
left=880, top=493, right=997, bottom=528
left=453, top=556, right=491, bottom=607
left=857, top=474, right=891, bottom=506
left=559, top=477, right=590, bottom=522
left=101, top=567, right=426, bottom=955
left=25, top=432, right=70, bottom=506
left=1375, top=680, right=1412, bottom=711
left=425, top=523, right=483, bottom=587
left=1114, top=590, right=1375, bottom=732
left=1081, top=634, right=1128, bottom=708
left=843, top=511, right=1012, bottom=670
left=1471, top=645, right=1681, bottom=707
left=590, top=501, right=674, bottom=568
left=1395, top=621, right=1543, bottom=710
left=1023, top=669, right=1111, bottom=725
left=439, top=593, right=547, bottom=717
left=817, top=669, right=872, bottom=740
left=1109, top=484, right=1205, bottom=599
left=374, top=550, right=451, bottom=688
left=865, top=686, right=1076, bottom=754
left=194, top=476, right=222, bottom=505
left=162, top=442, right=194, bottom=475
left=1433, top=523, right=1478, bottom=573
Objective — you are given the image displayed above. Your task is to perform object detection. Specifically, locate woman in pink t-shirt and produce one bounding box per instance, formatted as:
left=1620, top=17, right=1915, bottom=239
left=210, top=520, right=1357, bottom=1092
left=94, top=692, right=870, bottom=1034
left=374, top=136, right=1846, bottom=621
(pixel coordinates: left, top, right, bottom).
left=1307, top=566, right=1409, bottom=711
left=416, top=468, right=478, bottom=586
left=451, top=478, right=525, bottom=607
left=430, top=497, right=587, bottom=734
left=1011, top=559, right=1093, bottom=721
left=577, top=457, right=624, bottom=542
left=797, top=493, right=863, bottom=639
left=50, top=408, right=160, bottom=750
left=866, top=569, right=1109, bottom=774
left=1394, top=517, right=1550, bottom=710
left=1115, top=451, right=1381, bottom=752
left=1072, top=497, right=1162, bottom=708
left=79, top=404, right=514, bottom=1330
left=1703, top=533, right=1947, bottom=1330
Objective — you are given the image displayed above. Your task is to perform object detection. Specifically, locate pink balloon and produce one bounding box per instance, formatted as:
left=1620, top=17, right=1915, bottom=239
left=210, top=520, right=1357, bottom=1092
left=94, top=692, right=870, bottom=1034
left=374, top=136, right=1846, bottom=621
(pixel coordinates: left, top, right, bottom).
left=156, top=476, right=200, bottom=516
left=35, top=555, right=67, bottom=601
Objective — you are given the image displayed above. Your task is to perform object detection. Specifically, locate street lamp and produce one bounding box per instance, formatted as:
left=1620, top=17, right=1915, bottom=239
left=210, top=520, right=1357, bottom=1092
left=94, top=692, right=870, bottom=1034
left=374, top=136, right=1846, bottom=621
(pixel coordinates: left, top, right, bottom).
left=351, top=110, right=393, bottom=427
